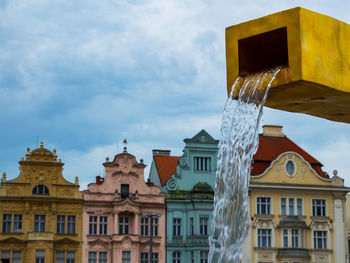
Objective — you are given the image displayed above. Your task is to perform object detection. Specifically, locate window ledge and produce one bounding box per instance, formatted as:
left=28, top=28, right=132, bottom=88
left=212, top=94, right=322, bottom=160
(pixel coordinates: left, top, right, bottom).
left=311, top=248, right=332, bottom=252
left=0, top=232, right=23, bottom=234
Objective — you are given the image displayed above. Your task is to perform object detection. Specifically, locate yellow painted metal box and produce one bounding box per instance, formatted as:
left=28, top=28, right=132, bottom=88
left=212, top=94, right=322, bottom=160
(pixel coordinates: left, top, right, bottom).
left=226, top=7, right=350, bottom=123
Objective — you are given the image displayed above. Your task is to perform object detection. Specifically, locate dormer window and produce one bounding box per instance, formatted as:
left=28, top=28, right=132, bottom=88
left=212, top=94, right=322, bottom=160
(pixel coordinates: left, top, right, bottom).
left=194, top=157, right=211, bottom=171
left=32, top=185, right=49, bottom=195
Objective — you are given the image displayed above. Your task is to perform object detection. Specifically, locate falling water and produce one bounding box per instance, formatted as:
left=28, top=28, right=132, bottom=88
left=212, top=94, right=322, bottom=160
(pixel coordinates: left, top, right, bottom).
left=209, top=67, right=281, bottom=263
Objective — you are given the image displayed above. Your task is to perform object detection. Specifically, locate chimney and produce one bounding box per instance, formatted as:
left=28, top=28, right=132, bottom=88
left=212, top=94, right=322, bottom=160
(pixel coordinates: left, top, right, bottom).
left=152, top=149, right=171, bottom=156
left=262, top=125, right=284, bottom=137
left=96, top=176, right=102, bottom=184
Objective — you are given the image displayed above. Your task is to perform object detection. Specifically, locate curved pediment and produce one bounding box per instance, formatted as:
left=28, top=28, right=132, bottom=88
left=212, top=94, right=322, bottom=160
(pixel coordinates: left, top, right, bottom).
left=251, top=151, right=331, bottom=185
left=0, top=237, right=26, bottom=243
left=88, top=238, right=110, bottom=246
left=55, top=237, right=80, bottom=245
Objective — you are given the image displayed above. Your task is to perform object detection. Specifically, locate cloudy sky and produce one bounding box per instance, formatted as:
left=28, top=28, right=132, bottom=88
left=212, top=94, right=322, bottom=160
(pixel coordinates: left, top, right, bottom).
left=1, top=0, right=350, bottom=189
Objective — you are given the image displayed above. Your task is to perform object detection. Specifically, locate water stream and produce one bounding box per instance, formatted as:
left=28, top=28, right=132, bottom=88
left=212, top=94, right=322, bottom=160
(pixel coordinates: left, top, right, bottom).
left=209, top=67, right=281, bottom=263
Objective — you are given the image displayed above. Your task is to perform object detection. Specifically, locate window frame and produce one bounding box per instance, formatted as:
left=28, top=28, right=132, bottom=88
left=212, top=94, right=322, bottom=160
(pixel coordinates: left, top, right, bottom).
left=34, top=215, right=46, bottom=232
left=312, top=199, right=327, bottom=217
left=257, top=228, right=272, bottom=248
left=140, top=217, right=148, bottom=236
left=280, top=197, right=303, bottom=216
left=257, top=197, right=271, bottom=215
left=89, top=216, right=98, bottom=235
left=172, top=251, right=181, bottom=263
left=99, top=216, right=107, bottom=235
left=2, top=214, right=11, bottom=233
left=194, top=156, right=211, bottom=172
left=173, top=218, right=181, bottom=236
left=313, top=230, right=327, bottom=249
left=199, top=217, right=208, bottom=236
left=119, top=216, right=129, bottom=235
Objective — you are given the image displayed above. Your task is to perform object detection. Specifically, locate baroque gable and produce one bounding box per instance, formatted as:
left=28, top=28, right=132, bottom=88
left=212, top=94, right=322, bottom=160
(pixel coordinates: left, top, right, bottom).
left=0, top=142, right=82, bottom=199
left=251, top=151, right=332, bottom=186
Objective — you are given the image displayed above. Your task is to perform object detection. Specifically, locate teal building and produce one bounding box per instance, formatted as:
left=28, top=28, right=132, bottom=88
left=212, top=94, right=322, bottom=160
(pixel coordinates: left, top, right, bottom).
left=149, top=130, right=218, bottom=263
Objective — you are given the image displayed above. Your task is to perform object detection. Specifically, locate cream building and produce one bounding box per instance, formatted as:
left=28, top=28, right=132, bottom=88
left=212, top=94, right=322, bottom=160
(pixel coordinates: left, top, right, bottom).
left=242, top=125, right=349, bottom=263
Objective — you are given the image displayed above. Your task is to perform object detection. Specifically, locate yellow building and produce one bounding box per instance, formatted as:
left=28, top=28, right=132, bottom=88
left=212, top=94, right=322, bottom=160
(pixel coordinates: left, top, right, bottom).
left=242, top=125, right=350, bottom=263
left=0, top=142, right=83, bottom=263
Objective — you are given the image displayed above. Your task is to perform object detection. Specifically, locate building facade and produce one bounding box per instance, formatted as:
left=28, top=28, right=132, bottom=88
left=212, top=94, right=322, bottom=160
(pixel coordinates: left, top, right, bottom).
left=149, top=129, right=218, bottom=263
left=242, top=125, right=350, bottom=263
left=0, top=142, right=83, bottom=263
left=82, top=148, right=166, bottom=263
left=345, top=195, right=350, bottom=263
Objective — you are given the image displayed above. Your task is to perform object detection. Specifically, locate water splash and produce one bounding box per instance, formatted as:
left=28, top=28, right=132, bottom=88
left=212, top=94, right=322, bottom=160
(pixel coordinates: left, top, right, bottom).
left=209, top=67, right=281, bottom=263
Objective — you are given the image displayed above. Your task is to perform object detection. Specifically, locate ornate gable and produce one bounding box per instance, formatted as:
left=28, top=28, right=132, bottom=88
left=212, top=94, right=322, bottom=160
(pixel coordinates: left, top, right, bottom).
left=183, top=129, right=219, bottom=144
left=0, top=142, right=82, bottom=199
left=251, top=152, right=332, bottom=185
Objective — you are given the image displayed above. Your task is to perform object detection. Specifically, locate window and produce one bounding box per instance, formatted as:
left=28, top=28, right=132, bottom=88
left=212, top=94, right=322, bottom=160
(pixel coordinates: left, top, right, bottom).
left=36, top=250, right=45, bottom=263
left=34, top=215, right=45, bottom=232
left=12, top=251, right=21, bottom=263
left=89, top=216, right=98, bottom=235
left=122, top=251, right=130, bottom=263
left=281, top=198, right=303, bottom=216
left=199, top=217, right=208, bottom=235
left=152, top=253, right=159, bottom=263
left=285, top=160, right=295, bottom=176
left=140, top=253, right=148, bottom=263
left=32, top=185, right=49, bottom=195
left=13, top=215, right=22, bottom=233
left=297, top=198, right=303, bottom=216
left=257, top=229, right=272, bottom=248
left=141, top=217, right=148, bottom=236
left=173, top=218, right=181, bottom=236
left=57, top=216, right=65, bottom=234
left=99, top=216, right=107, bottom=235
left=56, top=251, right=65, bottom=263
left=1, top=251, right=10, bottom=263
left=151, top=218, right=158, bottom=236
left=289, top=198, right=294, bottom=215
left=190, top=217, right=194, bottom=235
left=314, top=231, right=327, bottom=249
left=282, top=229, right=302, bottom=248
left=281, top=198, right=286, bottom=215
left=291, top=229, right=299, bottom=248
left=88, top=252, right=97, bottom=263
left=191, top=251, right=194, bottom=263
left=99, top=252, right=107, bottom=263
left=121, top=184, right=129, bottom=199
left=283, top=229, right=288, bottom=248
left=312, top=199, right=326, bottom=216
left=172, top=251, right=181, bottom=263
left=119, top=216, right=129, bottom=234
left=200, top=251, right=208, bottom=263
left=67, top=216, right=76, bottom=234
left=2, top=214, right=11, bottom=233
left=67, top=251, right=75, bottom=263
left=194, top=157, right=211, bottom=171
left=257, top=197, right=271, bottom=214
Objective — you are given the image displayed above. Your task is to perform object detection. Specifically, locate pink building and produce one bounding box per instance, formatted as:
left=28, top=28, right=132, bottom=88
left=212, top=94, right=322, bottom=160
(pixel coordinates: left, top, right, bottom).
left=82, top=148, right=166, bottom=263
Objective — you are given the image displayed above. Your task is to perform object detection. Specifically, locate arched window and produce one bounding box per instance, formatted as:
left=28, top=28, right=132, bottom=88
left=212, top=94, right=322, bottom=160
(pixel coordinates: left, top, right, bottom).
left=32, top=185, right=49, bottom=195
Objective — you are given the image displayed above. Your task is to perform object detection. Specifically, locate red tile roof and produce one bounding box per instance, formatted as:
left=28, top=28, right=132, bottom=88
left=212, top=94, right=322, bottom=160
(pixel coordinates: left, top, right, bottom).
left=252, top=135, right=326, bottom=177
left=154, top=134, right=327, bottom=186
left=153, top=155, right=180, bottom=186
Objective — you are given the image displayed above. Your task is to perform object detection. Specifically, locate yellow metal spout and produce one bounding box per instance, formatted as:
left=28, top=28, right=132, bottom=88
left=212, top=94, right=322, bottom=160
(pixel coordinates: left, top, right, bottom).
left=226, top=7, right=350, bottom=123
